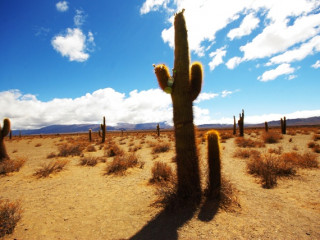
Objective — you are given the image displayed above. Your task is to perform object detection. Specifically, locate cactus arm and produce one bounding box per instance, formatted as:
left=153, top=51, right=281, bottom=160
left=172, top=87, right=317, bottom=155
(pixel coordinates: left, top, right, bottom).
left=154, top=64, right=171, bottom=92
left=190, top=62, right=203, bottom=101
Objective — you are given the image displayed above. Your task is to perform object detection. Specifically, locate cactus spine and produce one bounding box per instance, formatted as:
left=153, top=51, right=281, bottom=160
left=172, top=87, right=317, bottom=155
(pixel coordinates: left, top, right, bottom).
left=156, top=124, right=160, bottom=137
left=238, top=109, right=244, bottom=137
left=265, top=121, right=269, bottom=132
left=233, top=116, right=236, bottom=135
left=154, top=10, right=202, bottom=200
left=206, top=130, right=221, bottom=198
left=0, top=118, right=11, bottom=162
left=100, top=116, right=106, bottom=143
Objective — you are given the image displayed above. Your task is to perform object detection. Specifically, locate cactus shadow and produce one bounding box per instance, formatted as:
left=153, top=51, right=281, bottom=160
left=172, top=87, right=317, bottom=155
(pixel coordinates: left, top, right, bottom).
left=197, top=197, right=220, bottom=222
left=129, top=204, right=197, bottom=240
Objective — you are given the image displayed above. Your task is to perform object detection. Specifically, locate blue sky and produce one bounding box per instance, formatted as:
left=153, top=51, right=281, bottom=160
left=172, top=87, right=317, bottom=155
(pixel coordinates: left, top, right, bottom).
left=0, top=0, right=320, bottom=129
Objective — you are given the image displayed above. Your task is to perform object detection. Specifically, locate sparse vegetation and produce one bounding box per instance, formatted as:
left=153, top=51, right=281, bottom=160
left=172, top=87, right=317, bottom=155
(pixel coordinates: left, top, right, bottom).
left=79, top=157, right=98, bottom=166
left=58, top=143, right=84, bottom=157
left=152, top=142, right=170, bottom=154
left=0, top=158, right=26, bottom=175
left=262, top=131, right=282, bottom=144
left=33, top=159, right=69, bottom=178
left=0, top=199, right=22, bottom=238
left=150, top=161, right=174, bottom=184
left=105, top=153, right=143, bottom=175
left=104, top=143, right=124, bottom=157
left=235, top=137, right=264, bottom=148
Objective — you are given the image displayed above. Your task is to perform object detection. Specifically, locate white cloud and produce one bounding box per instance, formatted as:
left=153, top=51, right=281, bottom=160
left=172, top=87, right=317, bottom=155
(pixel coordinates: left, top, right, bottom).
left=311, top=60, right=320, bottom=69
left=194, top=92, right=219, bottom=103
left=288, top=75, right=297, bottom=80
left=267, top=35, right=320, bottom=65
left=51, top=28, right=94, bottom=62
left=227, top=13, right=260, bottom=40
left=208, top=46, right=227, bottom=71
left=56, top=1, right=68, bottom=12
left=221, top=90, right=233, bottom=98
left=226, top=56, right=243, bottom=69
left=140, top=0, right=171, bottom=15
left=74, top=9, right=86, bottom=27
left=258, top=63, right=295, bottom=82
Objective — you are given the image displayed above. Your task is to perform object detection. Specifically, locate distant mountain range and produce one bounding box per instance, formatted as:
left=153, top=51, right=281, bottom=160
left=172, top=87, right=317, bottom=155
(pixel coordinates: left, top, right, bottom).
left=11, top=116, right=320, bottom=135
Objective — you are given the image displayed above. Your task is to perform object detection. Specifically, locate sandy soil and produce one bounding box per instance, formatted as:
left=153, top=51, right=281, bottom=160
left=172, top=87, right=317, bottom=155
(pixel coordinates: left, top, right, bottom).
left=1, top=127, right=320, bottom=240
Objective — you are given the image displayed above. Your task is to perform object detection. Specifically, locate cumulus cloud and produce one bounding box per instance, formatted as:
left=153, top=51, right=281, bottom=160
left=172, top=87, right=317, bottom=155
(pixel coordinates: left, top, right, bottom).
left=312, top=60, right=320, bottom=69
left=258, top=63, right=295, bottom=82
left=194, top=92, right=219, bottom=103
left=226, top=56, right=243, bottom=69
left=56, top=1, right=68, bottom=12
left=52, top=28, right=94, bottom=62
left=208, top=46, right=227, bottom=71
left=227, top=13, right=260, bottom=40
left=74, top=9, right=86, bottom=27
left=140, top=0, right=171, bottom=15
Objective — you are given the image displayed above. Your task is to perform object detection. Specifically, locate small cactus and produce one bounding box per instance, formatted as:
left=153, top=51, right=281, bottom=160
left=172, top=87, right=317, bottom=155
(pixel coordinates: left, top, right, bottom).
left=206, top=130, right=221, bottom=199
left=88, top=129, right=92, bottom=142
left=0, top=118, right=11, bottom=162
left=100, top=116, right=106, bottom=143
left=154, top=10, right=202, bottom=200
left=156, top=124, right=160, bottom=137
left=238, top=109, right=244, bottom=137
left=233, top=116, right=236, bottom=135
left=265, top=121, right=269, bottom=132
left=281, top=116, right=286, bottom=134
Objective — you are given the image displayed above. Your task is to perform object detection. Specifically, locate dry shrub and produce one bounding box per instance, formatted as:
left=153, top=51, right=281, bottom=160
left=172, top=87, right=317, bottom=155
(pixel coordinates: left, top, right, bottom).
left=308, top=141, right=316, bottom=148
left=0, top=158, right=26, bottom=175
left=79, top=157, right=98, bottom=166
left=262, top=132, right=282, bottom=144
left=34, top=143, right=42, bottom=147
left=0, top=199, right=22, bottom=238
left=152, top=142, right=170, bottom=154
left=33, top=159, right=68, bottom=178
left=150, top=161, right=174, bottom=184
left=86, top=145, right=96, bottom=152
left=220, top=132, right=233, bottom=140
left=313, top=134, right=320, bottom=141
left=105, top=153, right=143, bottom=175
left=104, top=144, right=124, bottom=157
left=218, top=177, right=241, bottom=211
left=58, top=144, right=84, bottom=157
left=268, top=146, right=283, bottom=155
left=235, top=137, right=264, bottom=148
left=233, top=149, right=260, bottom=159
left=281, top=152, right=318, bottom=168
left=47, top=152, right=56, bottom=159
left=247, top=153, right=295, bottom=188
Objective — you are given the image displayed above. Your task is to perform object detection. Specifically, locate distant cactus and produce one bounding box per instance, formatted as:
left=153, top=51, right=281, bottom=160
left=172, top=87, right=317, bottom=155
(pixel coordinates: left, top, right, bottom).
left=0, top=118, right=11, bottom=162
left=238, top=109, right=244, bottom=137
left=9, top=130, right=12, bottom=140
left=156, top=124, right=160, bottom=137
left=206, top=130, right=221, bottom=198
left=88, top=129, right=92, bottom=142
left=233, top=116, right=236, bottom=135
left=100, top=116, right=106, bottom=143
left=154, top=10, right=202, bottom=200
left=281, top=116, right=286, bottom=134
left=265, top=121, right=269, bottom=132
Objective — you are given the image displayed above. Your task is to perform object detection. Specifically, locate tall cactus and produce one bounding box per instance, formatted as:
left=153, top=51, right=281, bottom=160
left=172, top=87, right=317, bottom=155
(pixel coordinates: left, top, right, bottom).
left=265, top=121, right=269, bottom=132
left=281, top=116, right=286, bottom=134
left=233, top=115, right=236, bottom=135
left=156, top=123, right=160, bottom=137
left=0, top=118, right=11, bottom=162
left=154, top=10, right=202, bottom=200
left=206, top=130, right=221, bottom=199
left=88, top=129, right=92, bottom=142
left=238, top=109, right=244, bottom=137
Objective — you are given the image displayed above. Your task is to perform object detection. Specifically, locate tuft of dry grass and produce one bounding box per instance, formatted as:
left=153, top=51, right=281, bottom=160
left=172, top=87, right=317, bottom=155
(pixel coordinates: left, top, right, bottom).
left=33, top=159, right=69, bottom=178
left=79, top=157, right=98, bottom=166
left=152, top=142, right=171, bottom=154
left=262, top=132, right=282, bottom=144
left=58, top=143, right=84, bottom=157
left=34, top=143, right=42, bottom=147
left=233, top=149, right=261, bottom=159
left=280, top=152, right=318, bottom=168
left=105, top=153, right=143, bottom=175
left=235, top=137, right=265, bottom=148
left=149, top=161, right=174, bottom=184
left=313, top=134, right=320, bottom=141
left=268, top=146, right=283, bottom=155
left=0, top=158, right=26, bottom=175
left=86, top=145, right=96, bottom=152
left=0, top=199, right=22, bottom=238
left=104, top=144, right=124, bottom=157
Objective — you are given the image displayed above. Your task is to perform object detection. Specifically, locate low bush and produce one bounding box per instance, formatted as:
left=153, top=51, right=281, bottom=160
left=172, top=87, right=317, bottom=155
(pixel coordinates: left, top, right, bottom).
left=33, top=159, right=68, bottom=178
left=152, top=143, right=170, bottom=154
left=262, top=132, right=282, bottom=144
left=79, top=157, right=98, bottom=166
left=233, top=149, right=261, bottom=159
left=0, top=199, right=22, bottom=237
left=58, top=144, right=84, bottom=157
left=150, top=161, right=174, bottom=184
left=104, top=144, right=124, bottom=157
left=281, top=152, right=318, bottom=168
left=235, top=137, right=265, bottom=148
left=105, top=153, right=143, bottom=175
left=0, top=158, right=26, bottom=175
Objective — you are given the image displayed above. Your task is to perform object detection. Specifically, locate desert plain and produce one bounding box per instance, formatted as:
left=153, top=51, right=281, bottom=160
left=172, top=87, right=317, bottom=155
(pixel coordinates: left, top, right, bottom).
left=1, top=126, right=320, bottom=240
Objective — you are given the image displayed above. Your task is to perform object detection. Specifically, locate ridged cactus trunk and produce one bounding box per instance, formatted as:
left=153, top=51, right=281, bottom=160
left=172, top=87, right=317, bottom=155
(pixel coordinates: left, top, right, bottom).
left=0, top=118, right=11, bottom=162
left=154, top=10, right=202, bottom=200
left=206, top=130, right=221, bottom=199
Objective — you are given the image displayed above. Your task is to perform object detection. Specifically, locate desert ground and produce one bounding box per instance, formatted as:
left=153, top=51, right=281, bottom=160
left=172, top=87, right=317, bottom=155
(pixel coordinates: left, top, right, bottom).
left=1, top=126, right=320, bottom=239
